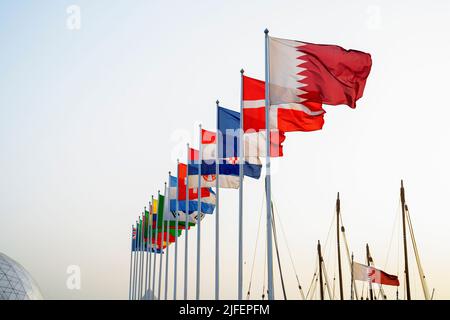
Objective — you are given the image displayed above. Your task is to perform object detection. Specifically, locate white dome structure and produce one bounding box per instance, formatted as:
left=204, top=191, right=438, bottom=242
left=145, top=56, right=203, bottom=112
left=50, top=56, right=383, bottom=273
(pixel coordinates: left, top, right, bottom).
left=0, top=253, right=44, bottom=300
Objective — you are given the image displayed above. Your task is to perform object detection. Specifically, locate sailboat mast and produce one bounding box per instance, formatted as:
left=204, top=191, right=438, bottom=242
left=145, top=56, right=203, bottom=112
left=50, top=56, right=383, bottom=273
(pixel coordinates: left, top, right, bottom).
left=318, top=240, right=324, bottom=300
left=400, top=180, right=412, bottom=300
left=336, top=192, right=344, bottom=300
left=366, top=243, right=373, bottom=300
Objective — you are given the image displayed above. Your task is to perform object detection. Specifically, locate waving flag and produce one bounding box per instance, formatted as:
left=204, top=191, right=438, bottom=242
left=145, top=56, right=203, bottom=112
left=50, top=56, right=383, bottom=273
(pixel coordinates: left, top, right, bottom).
left=131, top=226, right=137, bottom=251
left=220, top=105, right=285, bottom=158
left=168, top=175, right=211, bottom=225
left=353, top=262, right=400, bottom=286
left=177, top=162, right=210, bottom=200
left=187, top=141, right=242, bottom=189
left=269, top=37, right=372, bottom=109
left=243, top=75, right=324, bottom=133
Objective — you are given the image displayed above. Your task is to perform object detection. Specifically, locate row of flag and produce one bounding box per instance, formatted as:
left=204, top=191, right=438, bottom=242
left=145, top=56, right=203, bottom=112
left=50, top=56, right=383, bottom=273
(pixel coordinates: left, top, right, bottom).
left=129, top=32, right=376, bottom=300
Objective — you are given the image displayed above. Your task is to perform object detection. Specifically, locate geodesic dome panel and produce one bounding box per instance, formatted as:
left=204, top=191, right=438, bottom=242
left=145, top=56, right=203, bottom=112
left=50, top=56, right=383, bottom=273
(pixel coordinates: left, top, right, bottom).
left=0, top=253, right=43, bottom=300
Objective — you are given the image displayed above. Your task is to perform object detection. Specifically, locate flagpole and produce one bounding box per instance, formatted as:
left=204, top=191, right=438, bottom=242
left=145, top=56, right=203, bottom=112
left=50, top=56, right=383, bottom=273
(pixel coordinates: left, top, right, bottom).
left=238, top=69, right=245, bottom=300
left=174, top=160, right=179, bottom=300
left=215, top=100, right=220, bottom=300
left=140, top=213, right=145, bottom=299
left=138, top=215, right=144, bottom=299
left=158, top=186, right=166, bottom=300
left=152, top=192, right=160, bottom=298
left=144, top=206, right=149, bottom=300
left=164, top=171, right=171, bottom=300
left=264, top=28, right=274, bottom=300
left=133, top=219, right=138, bottom=300
left=148, top=199, right=153, bottom=300
left=129, top=225, right=134, bottom=300
left=164, top=217, right=170, bottom=300
left=184, top=143, right=190, bottom=300
left=196, top=123, right=202, bottom=300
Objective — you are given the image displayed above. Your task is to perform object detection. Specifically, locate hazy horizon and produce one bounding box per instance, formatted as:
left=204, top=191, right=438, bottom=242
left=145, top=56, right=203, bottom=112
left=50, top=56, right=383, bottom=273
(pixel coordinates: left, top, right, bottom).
left=1, top=0, right=449, bottom=300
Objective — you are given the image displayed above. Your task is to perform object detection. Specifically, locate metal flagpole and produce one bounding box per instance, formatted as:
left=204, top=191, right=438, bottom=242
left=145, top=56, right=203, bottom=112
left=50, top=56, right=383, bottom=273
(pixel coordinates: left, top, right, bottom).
left=148, top=199, right=153, bottom=300
left=164, top=216, right=170, bottom=300
left=215, top=100, right=220, bottom=300
left=158, top=219, right=164, bottom=300
left=152, top=192, right=160, bottom=298
left=184, top=143, right=190, bottom=300
left=238, top=69, right=245, bottom=300
left=196, top=124, right=202, bottom=300
left=173, top=160, right=179, bottom=300
left=144, top=206, right=149, bottom=300
left=133, top=219, right=138, bottom=300
left=140, top=213, right=145, bottom=299
left=129, top=225, right=134, bottom=300
left=138, top=215, right=143, bottom=299
left=164, top=171, right=171, bottom=300
left=264, top=28, right=274, bottom=300
left=158, top=186, right=166, bottom=300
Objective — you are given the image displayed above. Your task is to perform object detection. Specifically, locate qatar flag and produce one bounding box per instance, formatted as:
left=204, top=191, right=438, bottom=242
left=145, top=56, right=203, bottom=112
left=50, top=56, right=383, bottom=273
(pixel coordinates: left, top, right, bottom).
left=269, top=37, right=372, bottom=109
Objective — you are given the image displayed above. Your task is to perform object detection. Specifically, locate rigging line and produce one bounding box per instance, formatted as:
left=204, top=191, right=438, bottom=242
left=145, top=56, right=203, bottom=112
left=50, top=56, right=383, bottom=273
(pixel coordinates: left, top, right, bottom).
left=406, top=206, right=430, bottom=300
left=321, top=261, right=333, bottom=300
left=270, top=201, right=287, bottom=300
left=339, top=213, right=358, bottom=299
left=308, top=271, right=318, bottom=300
left=322, top=209, right=336, bottom=258
left=246, top=192, right=265, bottom=300
left=262, top=216, right=268, bottom=301
left=306, top=264, right=318, bottom=299
left=271, top=197, right=306, bottom=299
left=384, top=199, right=402, bottom=270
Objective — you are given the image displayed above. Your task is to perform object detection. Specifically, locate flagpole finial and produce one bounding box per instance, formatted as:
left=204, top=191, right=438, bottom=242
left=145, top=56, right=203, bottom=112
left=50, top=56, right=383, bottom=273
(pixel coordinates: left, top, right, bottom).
left=216, top=100, right=219, bottom=106
left=264, top=28, right=269, bottom=34
left=169, top=171, right=171, bottom=175
left=177, top=158, right=179, bottom=163
left=240, top=68, right=244, bottom=74
left=337, top=192, right=340, bottom=200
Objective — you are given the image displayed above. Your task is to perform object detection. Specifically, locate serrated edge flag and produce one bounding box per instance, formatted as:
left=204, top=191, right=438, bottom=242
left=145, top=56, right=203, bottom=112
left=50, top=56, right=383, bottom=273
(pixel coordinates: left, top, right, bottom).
left=270, top=37, right=372, bottom=113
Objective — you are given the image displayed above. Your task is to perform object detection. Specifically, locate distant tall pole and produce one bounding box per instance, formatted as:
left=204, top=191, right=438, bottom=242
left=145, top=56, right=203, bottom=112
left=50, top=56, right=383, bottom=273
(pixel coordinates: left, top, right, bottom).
left=336, top=193, right=344, bottom=300
left=238, top=70, right=245, bottom=300
left=144, top=207, right=149, bottom=300
left=264, top=28, right=274, bottom=300
left=350, top=253, right=354, bottom=300
left=129, top=225, right=134, bottom=300
left=184, top=143, right=190, bottom=300
left=318, top=240, right=324, bottom=300
left=196, top=124, right=202, bottom=300
left=165, top=178, right=171, bottom=301
left=139, top=215, right=144, bottom=299
left=174, top=161, right=179, bottom=300
left=133, top=219, right=138, bottom=300
left=164, top=217, right=170, bottom=300
left=148, top=199, right=153, bottom=300
left=215, top=100, right=220, bottom=300
left=158, top=186, right=166, bottom=300
left=152, top=192, right=160, bottom=298
left=366, top=243, right=373, bottom=300
left=400, top=180, right=411, bottom=300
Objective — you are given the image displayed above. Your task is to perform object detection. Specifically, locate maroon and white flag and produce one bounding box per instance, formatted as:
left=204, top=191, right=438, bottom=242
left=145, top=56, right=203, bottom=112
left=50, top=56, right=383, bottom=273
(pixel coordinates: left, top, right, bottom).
left=269, top=37, right=372, bottom=109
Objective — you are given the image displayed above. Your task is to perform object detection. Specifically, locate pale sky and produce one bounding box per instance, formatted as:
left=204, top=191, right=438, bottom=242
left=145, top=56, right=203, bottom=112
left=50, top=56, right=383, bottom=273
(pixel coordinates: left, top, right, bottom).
left=1, top=0, right=449, bottom=300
